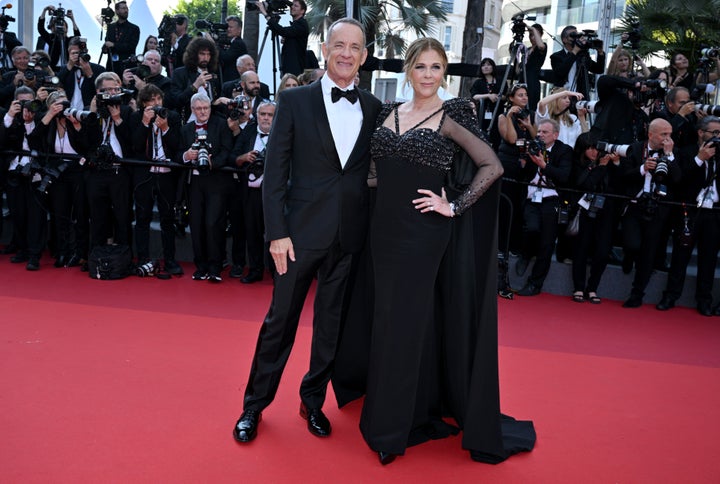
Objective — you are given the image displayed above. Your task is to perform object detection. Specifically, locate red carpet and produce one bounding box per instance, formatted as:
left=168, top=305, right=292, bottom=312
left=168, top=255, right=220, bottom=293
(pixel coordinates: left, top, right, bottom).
left=1, top=260, right=719, bottom=482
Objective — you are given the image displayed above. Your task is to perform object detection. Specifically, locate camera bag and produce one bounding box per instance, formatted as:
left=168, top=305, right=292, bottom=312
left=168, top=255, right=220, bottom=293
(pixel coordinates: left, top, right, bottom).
left=88, top=244, right=133, bottom=280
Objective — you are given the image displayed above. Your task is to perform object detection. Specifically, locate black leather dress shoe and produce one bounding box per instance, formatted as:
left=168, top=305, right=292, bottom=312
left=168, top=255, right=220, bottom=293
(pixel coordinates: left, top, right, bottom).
left=656, top=296, right=675, bottom=311
left=229, top=264, right=244, bottom=278
left=378, top=451, right=397, bottom=465
left=54, top=256, right=67, bottom=268
left=241, top=271, right=263, bottom=284
left=10, top=253, right=28, bottom=263
left=164, top=260, right=184, bottom=275
left=697, top=302, right=713, bottom=317
left=26, top=258, right=40, bottom=271
left=517, top=283, right=541, bottom=296
left=713, top=304, right=720, bottom=316
left=300, top=403, right=331, bottom=437
left=65, top=254, right=82, bottom=267
left=623, top=296, right=643, bottom=308
left=233, top=410, right=261, bottom=443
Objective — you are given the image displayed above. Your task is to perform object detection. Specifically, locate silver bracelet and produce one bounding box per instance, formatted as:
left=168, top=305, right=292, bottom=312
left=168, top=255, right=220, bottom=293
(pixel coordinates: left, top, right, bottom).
left=449, top=202, right=456, bottom=218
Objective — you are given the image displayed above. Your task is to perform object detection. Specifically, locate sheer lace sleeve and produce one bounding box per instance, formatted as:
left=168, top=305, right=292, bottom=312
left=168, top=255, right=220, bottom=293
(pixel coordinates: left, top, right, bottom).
left=440, top=98, right=504, bottom=216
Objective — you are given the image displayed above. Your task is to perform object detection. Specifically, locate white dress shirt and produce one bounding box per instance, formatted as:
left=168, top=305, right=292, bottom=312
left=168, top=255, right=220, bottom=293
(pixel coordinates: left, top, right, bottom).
left=321, top=74, right=363, bottom=168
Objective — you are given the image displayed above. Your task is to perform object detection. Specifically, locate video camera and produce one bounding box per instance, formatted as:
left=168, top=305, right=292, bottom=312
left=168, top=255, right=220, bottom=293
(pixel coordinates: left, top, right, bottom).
left=158, top=15, right=182, bottom=58
left=191, top=129, right=212, bottom=173
left=510, top=13, right=536, bottom=42
left=0, top=4, right=15, bottom=32
left=247, top=0, right=293, bottom=16
left=569, top=30, right=603, bottom=51
left=48, top=4, right=67, bottom=36
left=101, top=0, right=114, bottom=24
left=195, top=19, right=231, bottom=48
left=625, top=21, right=642, bottom=51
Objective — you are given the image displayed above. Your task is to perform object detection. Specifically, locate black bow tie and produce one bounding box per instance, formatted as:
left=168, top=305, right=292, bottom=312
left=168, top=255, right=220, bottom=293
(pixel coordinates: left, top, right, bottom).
left=331, top=87, right=358, bottom=104
left=259, top=132, right=269, bottom=138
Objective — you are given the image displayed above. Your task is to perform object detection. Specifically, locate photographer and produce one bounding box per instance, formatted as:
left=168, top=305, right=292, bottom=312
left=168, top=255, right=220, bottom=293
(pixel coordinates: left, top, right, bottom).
left=122, top=50, right=171, bottom=100
left=607, top=35, right=650, bottom=79
left=130, top=84, right=183, bottom=275
left=218, top=15, right=248, bottom=83
left=57, top=37, right=105, bottom=110
left=26, top=89, right=92, bottom=270
left=550, top=25, right=606, bottom=99
left=523, top=23, right=547, bottom=111
left=170, top=37, right=222, bottom=121
left=177, top=93, right=234, bottom=282
left=515, top=119, right=573, bottom=296
left=165, top=15, right=190, bottom=75
left=229, top=100, right=275, bottom=283
left=37, top=5, right=81, bottom=69
left=85, top=72, right=134, bottom=250
left=0, top=47, right=35, bottom=108
left=589, top=75, right=651, bottom=145
left=3, top=87, right=47, bottom=270
left=0, top=9, right=21, bottom=73
left=257, top=0, right=309, bottom=76
left=656, top=116, right=720, bottom=316
left=620, top=118, right=681, bottom=308
left=103, top=1, right=140, bottom=77
left=650, top=87, right=701, bottom=150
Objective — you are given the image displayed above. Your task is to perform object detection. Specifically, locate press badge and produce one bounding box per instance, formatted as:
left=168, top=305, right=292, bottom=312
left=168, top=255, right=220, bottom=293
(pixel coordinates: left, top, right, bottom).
left=697, top=186, right=716, bottom=208
left=532, top=189, right=543, bottom=203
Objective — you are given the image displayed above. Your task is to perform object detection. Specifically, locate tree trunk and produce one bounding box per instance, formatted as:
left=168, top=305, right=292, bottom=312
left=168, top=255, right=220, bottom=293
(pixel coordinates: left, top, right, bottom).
left=458, top=1, right=485, bottom=97
left=244, top=8, right=260, bottom=61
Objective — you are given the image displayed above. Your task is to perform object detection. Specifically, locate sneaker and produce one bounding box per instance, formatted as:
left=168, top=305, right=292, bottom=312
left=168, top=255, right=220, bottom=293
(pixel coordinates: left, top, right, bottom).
left=192, top=270, right=208, bottom=281
left=208, top=273, right=223, bottom=283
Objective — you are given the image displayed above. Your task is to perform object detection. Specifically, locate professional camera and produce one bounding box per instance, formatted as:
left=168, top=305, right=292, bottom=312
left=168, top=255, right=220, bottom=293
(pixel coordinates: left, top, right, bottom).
left=12, top=158, right=43, bottom=178
left=706, top=136, right=720, bottom=149
left=625, top=21, right=642, bottom=51
left=0, top=4, right=15, bottom=32
left=195, top=19, right=230, bottom=47
left=37, top=161, right=69, bottom=194
left=227, top=95, right=250, bottom=120
left=632, top=79, right=668, bottom=106
left=136, top=260, right=158, bottom=277
left=49, top=4, right=67, bottom=36
left=150, top=105, right=168, bottom=119
left=247, top=148, right=266, bottom=180
left=700, top=47, right=720, bottom=59
left=77, top=37, right=91, bottom=62
left=653, top=156, right=671, bottom=197
left=574, top=99, right=602, bottom=114
left=527, top=137, right=546, bottom=157
left=247, top=0, right=293, bottom=15
left=100, top=0, right=114, bottom=24
left=63, top=107, right=96, bottom=122
left=694, top=104, right=720, bottom=116
left=94, top=143, right=117, bottom=170
left=509, top=13, right=536, bottom=42
left=127, top=55, right=152, bottom=80
left=690, top=83, right=715, bottom=102
left=19, top=99, right=45, bottom=114
left=514, top=107, right=532, bottom=120
left=569, top=30, right=603, bottom=50
left=191, top=130, right=212, bottom=173
left=596, top=141, right=630, bottom=157
left=96, top=89, right=132, bottom=108
left=580, top=193, right=606, bottom=218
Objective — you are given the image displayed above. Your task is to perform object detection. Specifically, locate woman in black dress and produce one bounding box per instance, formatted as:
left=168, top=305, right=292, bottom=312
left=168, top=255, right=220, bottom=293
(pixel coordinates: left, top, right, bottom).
left=470, top=58, right=500, bottom=137
left=359, top=38, right=535, bottom=465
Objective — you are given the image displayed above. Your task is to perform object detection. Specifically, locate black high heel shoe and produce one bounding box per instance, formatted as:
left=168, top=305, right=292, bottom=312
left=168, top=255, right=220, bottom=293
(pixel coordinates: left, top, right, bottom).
left=378, top=451, right=396, bottom=465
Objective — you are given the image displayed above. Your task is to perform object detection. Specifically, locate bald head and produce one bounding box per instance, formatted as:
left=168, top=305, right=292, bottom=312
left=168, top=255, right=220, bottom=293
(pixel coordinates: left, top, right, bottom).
left=648, top=118, right=673, bottom=150
left=236, top=55, right=256, bottom=75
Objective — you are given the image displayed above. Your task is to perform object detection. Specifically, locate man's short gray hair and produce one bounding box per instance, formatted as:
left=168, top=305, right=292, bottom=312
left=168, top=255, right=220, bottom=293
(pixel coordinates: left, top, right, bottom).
left=191, top=92, right=211, bottom=106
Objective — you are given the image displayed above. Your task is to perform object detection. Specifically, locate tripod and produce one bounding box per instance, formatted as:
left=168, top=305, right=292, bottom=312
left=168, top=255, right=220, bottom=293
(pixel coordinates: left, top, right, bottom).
left=257, top=22, right=283, bottom=96
left=487, top=39, right=528, bottom=134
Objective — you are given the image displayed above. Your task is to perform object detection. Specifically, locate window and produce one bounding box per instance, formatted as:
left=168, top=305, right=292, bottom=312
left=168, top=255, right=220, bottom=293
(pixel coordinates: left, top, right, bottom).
left=441, top=0, right=453, bottom=14
left=444, top=26, right=452, bottom=51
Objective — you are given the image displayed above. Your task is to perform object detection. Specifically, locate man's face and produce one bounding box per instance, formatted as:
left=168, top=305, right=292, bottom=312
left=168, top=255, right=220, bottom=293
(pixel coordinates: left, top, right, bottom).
left=17, top=92, right=36, bottom=122
left=667, top=90, right=690, bottom=115
left=191, top=101, right=211, bottom=123
left=242, top=73, right=261, bottom=97
left=700, top=122, right=720, bottom=143
left=144, top=94, right=163, bottom=109
left=12, top=51, right=30, bottom=71
left=257, top=105, right=275, bottom=133
left=563, top=29, right=578, bottom=49
left=321, top=22, right=367, bottom=87
left=227, top=19, right=241, bottom=39
left=291, top=1, right=305, bottom=19
left=237, top=57, right=256, bottom=75
left=536, top=122, right=558, bottom=147
left=143, top=53, right=162, bottom=76
left=116, top=3, right=129, bottom=20
left=98, top=79, right=122, bottom=95
left=198, top=49, right=211, bottom=69
left=648, top=122, right=672, bottom=149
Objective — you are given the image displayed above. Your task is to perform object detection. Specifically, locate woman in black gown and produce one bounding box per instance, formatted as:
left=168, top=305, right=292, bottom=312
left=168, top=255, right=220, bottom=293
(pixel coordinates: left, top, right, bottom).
left=358, top=38, right=535, bottom=465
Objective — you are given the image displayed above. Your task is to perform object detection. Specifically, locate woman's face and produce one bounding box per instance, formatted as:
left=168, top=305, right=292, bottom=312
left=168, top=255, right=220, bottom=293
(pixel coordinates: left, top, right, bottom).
left=673, top=54, right=689, bottom=70
left=510, top=88, right=528, bottom=107
left=284, top=78, right=299, bottom=89
left=585, top=145, right=599, bottom=162
left=481, top=62, right=494, bottom=75
left=146, top=37, right=159, bottom=52
left=617, top=55, right=630, bottom=72
left=409, top=49, right=445, bottom=99
left=557, top=94, right=571, bottom=111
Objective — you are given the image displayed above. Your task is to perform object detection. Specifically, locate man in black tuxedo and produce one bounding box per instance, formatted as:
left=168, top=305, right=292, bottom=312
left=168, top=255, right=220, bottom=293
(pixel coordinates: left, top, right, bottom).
left=621, top=118, right=681, bottom=308
left=162, top=15, right=190, bottom=76
left=515, top=119, right=573, bottom=296
left=177, top=93, right=234, bottom=282
left=170, top=37, right=222, bottom=121
left=656, top=116, right=720, bottom=316
left=102, top=1, right=140, bottom=77
left=122, top=50, right=172, bottom=100
left=257, top=0, right=309, bottom=76
left=218, top=15, right=248, bottom=83
left=220, top=55, right=271, bottom=100
left=233, top=18, right=382, bottom=443
left=550, top=25, right=605, bottom=99
left=56, top=37, right=105, bottom=110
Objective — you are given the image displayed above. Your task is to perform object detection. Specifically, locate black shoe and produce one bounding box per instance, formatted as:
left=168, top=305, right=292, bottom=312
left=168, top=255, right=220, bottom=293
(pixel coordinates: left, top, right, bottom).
left=0, top=244, right=17, bottom=255
left=164, top=260, right=184, bottom=276
left=54, top=255, right=67, bottom=268
left=229, top=264, right=244, bottom=278
left=192, top=270, right=208, bottom=281
left=713, top=304, right=720, bottom=316
left=233, top=410, right=262, bottom=443
left=517, top=283, right=541, bottom=296
left=207, top=273, right=222, bottom=283
left=697, top=301, right=713, bottom=317
left=623, top=295, right=643, bottom=308
left=515, top=257, right=530, bottom=277
left=26, top=258, right=40, bottom=271
left=65, top=254, right=83, bottom=267
left=10, top=253, right=28, bottom=263
left=378, top=451, right=397, bottom=465
left=656, top=296, right=675, bottom=311
left=241, top=271, right=263, bottom=284
left=299, top=403, right=331, bottom=437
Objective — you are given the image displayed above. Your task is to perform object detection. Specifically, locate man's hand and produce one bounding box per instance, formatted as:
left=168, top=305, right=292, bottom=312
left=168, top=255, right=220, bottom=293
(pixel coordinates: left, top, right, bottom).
left=7, top=100, right=21, bottom=118
left=678, top=101, right=695, bottom=118
left=154, top=113, right=169, bottom=132
left=699, top=141, right=717, bottom=162
left=529, top=152, right=547, bottom=169
left=193, top=71, right=214, bottom=90
left=662, top=137, right=675, bottom=156
left=270, top=237, right=295, bottom=275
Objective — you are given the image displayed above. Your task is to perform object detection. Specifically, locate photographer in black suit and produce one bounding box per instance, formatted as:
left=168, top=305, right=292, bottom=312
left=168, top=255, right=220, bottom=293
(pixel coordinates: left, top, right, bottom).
left=550, top=25, right=605, bottom=99
left=257, top=0, right=309, bottom=76
left=130, top=84, right=183, bottom=275
left=102, top=1, right=140, bottom=77
left=177, top=93, right=234, bottom=282
left=218, top=15, right=248, bottom=83
left=170, top=37, right=222, bottom=121
left=56, top=37, right=105, bottom=110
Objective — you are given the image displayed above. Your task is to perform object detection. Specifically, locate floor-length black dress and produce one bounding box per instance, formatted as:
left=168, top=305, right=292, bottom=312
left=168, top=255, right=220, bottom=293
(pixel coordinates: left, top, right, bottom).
left=356, top=98, right=536, bottom=462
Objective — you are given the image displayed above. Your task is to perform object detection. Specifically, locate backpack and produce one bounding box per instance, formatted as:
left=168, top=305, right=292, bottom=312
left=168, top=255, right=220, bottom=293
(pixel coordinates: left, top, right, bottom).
left=87, top=244, right=133, bottom=280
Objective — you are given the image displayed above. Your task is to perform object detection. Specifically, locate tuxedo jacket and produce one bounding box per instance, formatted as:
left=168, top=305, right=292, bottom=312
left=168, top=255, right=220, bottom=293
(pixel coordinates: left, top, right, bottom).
left=170, top=66, right=222, bottom=120
left=620, top=140, right=682, bottom=199
left=219, top=37, right=249, bottom=83
left=262, top=80, right=382, bottom=252
left=56, top=63, right=107, bottom=108
left=266, top=16, right=309, bottom=76
left=676, top=144, right=716, bottom=204
left=104, top=21, right=141, bottom=71
left=176, top=115, right=234, bottom=171
left=519, top=139, right=573, bottom=189
left=129, top=109, right=183, bottom=162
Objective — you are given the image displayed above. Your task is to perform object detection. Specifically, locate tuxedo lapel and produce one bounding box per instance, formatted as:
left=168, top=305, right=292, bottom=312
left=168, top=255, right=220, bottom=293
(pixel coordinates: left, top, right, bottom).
left=309, top=81, right=342, bottom=168
left=344, top=90, right=377, bottom=169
